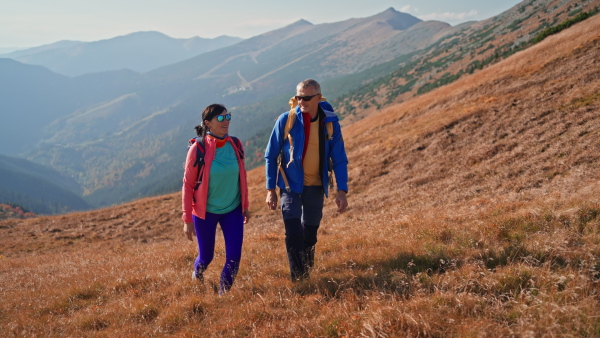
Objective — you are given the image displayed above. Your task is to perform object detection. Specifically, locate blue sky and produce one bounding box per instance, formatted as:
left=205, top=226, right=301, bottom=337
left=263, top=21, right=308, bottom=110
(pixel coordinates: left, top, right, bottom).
left=0, top=0, right=523, bottom=49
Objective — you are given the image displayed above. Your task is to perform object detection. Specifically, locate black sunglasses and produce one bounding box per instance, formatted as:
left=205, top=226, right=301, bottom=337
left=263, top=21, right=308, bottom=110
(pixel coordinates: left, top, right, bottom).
left=214, top=114, right=231, bottom=122
left=295, top=94, right=320, bottom=102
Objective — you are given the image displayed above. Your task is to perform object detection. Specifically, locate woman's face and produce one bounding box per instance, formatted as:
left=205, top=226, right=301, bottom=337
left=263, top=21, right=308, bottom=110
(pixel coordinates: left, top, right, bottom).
left=205, top=112, right=230, bottom=138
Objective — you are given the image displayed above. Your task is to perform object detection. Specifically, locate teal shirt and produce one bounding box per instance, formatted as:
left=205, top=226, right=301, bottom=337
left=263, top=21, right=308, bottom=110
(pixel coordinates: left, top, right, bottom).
left=207, top=142, right=241, bottom=214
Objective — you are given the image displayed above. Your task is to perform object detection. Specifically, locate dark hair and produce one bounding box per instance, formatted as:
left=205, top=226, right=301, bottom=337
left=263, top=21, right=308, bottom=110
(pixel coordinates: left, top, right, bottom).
left=194, top=104, right=227, bottom=137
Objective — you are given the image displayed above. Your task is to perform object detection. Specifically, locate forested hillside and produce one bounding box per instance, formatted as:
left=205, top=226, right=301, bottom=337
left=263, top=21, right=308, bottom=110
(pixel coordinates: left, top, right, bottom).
left=0, top=154, right=90, bottom=214
left=334, top=0, right=599, bottom=123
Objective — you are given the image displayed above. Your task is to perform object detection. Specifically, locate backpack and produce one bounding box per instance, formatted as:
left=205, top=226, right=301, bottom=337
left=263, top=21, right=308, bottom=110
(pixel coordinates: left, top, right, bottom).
left=189, top=136, right=244, bottom=191
left=278, top=97, right=335, bottom=192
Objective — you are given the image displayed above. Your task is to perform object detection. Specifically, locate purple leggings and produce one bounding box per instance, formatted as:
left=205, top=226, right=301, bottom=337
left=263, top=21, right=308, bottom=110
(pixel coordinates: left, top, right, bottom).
left=192, top=205, right=244, bottom=293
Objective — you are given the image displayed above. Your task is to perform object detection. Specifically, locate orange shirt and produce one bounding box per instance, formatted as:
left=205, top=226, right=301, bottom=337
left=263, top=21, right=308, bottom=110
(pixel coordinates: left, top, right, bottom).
left=303, top=117, right=321, bottom=186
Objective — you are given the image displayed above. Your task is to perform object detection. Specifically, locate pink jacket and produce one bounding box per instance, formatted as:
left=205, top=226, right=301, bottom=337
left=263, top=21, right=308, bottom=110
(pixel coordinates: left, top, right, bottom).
left=181, top=135, right=249, bottom=223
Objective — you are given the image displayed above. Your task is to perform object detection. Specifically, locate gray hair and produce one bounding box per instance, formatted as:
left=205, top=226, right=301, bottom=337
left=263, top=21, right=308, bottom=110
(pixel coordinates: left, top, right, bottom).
left=297, top=79, right=321, bottom=94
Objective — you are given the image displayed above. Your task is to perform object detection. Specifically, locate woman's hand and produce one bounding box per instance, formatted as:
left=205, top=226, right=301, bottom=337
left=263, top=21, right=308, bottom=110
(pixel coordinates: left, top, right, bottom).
left=243, top=210, right=251, bottom=224
left=183, top=222, right=196, bottom=241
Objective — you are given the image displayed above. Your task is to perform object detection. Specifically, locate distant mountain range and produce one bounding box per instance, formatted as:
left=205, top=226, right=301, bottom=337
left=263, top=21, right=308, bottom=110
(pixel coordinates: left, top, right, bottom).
left=1, top=40, right=83, bottom=57
left=0, top=32, right=243, bottom=76
left=0, top=0, right=597, bottom=214
left=1, top=8, right=447, bottom=208
left=0, top=154, right=91, bottom=214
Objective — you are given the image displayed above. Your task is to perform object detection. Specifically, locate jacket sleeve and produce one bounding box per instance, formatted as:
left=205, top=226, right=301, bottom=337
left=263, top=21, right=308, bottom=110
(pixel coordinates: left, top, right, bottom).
left=330, top=121, right=349, bottom=192
left=264, top=114, right=287, bottom=190
left=181, top=144, right=199, bottom=223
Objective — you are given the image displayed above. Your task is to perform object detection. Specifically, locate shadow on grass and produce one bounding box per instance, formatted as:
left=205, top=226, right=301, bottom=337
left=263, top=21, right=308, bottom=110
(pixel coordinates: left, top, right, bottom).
left=292, top=206, right=600, bottom=298
left=293, top=251, right=453, bottom=298
left=295, top=240, right=590, bottom=299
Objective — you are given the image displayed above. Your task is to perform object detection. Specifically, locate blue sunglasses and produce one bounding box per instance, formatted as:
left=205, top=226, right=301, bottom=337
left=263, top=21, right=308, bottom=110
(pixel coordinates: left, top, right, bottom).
left=215, top=114, right=231, bottom=122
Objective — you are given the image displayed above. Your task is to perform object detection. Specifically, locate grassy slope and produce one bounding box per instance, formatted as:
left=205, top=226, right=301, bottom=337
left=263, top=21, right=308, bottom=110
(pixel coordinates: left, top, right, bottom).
left=0, top=15, right=599, bottom=337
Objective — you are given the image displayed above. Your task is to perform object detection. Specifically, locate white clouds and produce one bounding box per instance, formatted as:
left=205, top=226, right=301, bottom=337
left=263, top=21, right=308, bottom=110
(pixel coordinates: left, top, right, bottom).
left=399, top=5, right=418, bottom=13
left=420, top=10, right=479, bottom=23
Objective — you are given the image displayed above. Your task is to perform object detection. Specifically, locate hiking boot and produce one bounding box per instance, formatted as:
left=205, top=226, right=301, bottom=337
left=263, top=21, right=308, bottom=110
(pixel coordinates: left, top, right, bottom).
left=192, top=270, right=204, bottom=282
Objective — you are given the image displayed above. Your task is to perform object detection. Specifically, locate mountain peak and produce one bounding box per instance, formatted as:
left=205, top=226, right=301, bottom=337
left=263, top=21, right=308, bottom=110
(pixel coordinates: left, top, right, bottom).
left=108, top=31, right=172, bottom=42
left=289, top=19, right=313, bottom=27
left=370, top=7, right=422, bottom=30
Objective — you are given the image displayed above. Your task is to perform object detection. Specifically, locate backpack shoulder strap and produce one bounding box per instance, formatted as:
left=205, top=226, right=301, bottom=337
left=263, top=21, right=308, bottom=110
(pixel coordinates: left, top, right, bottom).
left=188, top=137, right=205, bottom=191
left=284, top=97, right=298, bottom=142
left=230, top=136, right=244, bottom=159
left=189, top=137, right=205, bottom=168
left=325, top=122, right=334, bottom=141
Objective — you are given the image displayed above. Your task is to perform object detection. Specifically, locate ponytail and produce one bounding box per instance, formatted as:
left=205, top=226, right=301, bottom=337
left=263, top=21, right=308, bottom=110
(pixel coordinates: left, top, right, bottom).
left=194, top=124, right=206, bottom=137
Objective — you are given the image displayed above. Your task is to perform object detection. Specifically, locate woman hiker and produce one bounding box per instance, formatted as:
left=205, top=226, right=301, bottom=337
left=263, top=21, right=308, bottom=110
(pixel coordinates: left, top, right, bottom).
left=181, top=103, right=250, bottom=294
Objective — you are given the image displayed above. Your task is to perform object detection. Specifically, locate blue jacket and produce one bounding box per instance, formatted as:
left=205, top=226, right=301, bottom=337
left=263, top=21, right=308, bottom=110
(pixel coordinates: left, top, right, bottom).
left=265, top=103, right=348, bottom=197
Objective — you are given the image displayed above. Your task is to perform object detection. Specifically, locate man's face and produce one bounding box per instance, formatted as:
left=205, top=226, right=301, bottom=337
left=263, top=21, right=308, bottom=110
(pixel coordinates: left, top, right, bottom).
left=296, top=85, right=321, bottom=116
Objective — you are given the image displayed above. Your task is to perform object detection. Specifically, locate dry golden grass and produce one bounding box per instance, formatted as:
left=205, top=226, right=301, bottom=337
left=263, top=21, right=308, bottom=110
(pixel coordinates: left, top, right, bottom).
left=1, top=15, right=600, bottom=338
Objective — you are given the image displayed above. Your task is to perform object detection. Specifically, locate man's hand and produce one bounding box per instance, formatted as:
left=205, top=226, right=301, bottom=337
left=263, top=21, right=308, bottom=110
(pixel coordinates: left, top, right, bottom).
left=336, top=190, right=348, bottom=213
left=183, top=222, right=196, bottom=241
left=266, top=189, right=278, bottom=210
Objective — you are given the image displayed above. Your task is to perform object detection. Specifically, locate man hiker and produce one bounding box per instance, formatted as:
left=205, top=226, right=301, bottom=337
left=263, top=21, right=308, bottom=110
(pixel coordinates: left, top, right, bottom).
left=265, top=78, right=349, bottom=281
